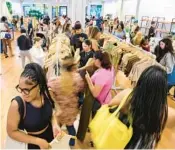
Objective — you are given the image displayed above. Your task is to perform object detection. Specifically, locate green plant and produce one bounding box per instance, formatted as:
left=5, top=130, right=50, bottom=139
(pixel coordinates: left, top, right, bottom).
left=28, top=9, right=43, bottom=19
left=6, top=2, right=12, bottom=14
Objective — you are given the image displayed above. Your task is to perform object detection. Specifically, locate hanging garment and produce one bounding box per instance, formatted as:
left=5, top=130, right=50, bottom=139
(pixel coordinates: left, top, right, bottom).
left=121, top=53, right=134, bottom=71
left=124, top=56, right=140, bottom=76
left=30, top=47, right=45, bottom=67
left=128, top=59, right=154, bottom=82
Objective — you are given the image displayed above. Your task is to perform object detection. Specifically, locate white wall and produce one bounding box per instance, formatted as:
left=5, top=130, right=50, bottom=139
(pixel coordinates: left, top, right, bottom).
left=120, top=0, right=175, bottom=21
left=8, top=0, right=175, bottom=22
left=12, top=2, right=23, bottom=15
left=1, top=0, right=12, bottom=19
left=138, top=0, right=175, bottom=21
left=104, top=1, right=117, bottom=18
left=122, top=0, right=137, bottom=19
left=71, top=0, right=86, bottom=25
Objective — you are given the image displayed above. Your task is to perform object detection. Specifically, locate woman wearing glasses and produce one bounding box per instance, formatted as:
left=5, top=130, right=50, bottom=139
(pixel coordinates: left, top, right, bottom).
left=6, top=63, right=57, bottom=149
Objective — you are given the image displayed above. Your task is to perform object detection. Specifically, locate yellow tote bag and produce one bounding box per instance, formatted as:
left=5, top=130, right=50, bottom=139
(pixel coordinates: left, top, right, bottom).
left=89, top=91, right=133, bottom=149
left=89, top=105, right=111, bottom=139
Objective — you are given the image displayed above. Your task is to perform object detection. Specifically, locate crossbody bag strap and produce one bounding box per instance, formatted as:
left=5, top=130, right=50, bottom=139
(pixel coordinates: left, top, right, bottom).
left=102, top=89, right=111, bottom=103
left=111, top=89, right=132, bottom=118
left=12, top=96, right=26, bottom=121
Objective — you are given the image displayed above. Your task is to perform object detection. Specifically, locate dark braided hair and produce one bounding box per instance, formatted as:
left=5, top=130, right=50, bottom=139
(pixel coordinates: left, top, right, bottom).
left=21, top=63, right=54, bottom=108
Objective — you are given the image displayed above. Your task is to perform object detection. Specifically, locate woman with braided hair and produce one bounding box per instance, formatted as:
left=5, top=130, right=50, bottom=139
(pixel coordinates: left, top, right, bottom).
left=6, top=63, right=58, bottom=149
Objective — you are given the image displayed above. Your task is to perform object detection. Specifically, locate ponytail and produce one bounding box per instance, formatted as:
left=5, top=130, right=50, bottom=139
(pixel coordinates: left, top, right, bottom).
left=21, top=63, right=55, bottom=108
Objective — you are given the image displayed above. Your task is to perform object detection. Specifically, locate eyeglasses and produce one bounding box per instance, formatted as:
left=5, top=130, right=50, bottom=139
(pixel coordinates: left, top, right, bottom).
left=16, top=84, right=38, bottom=95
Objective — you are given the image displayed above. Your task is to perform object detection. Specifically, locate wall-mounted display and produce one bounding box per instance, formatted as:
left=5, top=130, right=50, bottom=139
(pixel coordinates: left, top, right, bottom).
left=23, top=4, right=48, bottom=17
left=23, top=4, right=33, bottom=16
left=52, top=6, right=58, bottom=18
left=59, top=6, right=67, bottom=16
left=90, top=5, right=102, bottom=18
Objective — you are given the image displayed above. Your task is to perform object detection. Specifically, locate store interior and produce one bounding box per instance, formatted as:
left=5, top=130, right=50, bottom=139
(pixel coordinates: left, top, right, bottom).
left=1, top=0, right=175, bottom=149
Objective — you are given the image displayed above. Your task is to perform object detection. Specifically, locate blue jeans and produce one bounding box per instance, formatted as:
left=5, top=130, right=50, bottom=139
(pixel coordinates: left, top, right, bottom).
left=66, top=125, right=76, bottom=146
left=78, top=92, right=84, bottom=108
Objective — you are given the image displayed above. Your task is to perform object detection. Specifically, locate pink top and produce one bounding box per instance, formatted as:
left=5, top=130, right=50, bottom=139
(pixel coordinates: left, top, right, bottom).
left=91, top=67, right=114, bottom=105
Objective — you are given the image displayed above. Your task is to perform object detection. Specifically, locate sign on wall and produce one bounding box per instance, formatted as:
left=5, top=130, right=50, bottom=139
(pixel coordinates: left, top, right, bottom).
left=90, top=5, right=102, bottom=18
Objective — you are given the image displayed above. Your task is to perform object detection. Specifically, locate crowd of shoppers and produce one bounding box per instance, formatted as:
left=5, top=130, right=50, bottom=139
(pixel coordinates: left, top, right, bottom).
left=2, top=13, right=175, bottom=150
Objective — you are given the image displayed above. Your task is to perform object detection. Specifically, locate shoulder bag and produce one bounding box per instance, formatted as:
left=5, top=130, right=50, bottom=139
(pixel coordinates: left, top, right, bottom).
left=89, top=90, right=133, bottom=149
left=5, top=96, right=27, bottom=149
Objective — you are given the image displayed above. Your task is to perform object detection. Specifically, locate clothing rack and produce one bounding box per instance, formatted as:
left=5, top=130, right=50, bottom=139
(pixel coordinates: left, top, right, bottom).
left=105, top=33, right=164, bottom=87
left=114, top=35, right=156, bottom=60
left=127, top=42, right=156, bottom=59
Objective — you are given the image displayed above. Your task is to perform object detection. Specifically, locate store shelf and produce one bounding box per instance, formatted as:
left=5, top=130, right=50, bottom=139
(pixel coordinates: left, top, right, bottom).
left=156, top=29, right=170, bottom=33
left=140, top=27, right=150, bottom=29
left=158, top=21, right=172, bottom=24
left=140, top=16, right=175, bottom=37
left=141, top=19, right=151, bottom=22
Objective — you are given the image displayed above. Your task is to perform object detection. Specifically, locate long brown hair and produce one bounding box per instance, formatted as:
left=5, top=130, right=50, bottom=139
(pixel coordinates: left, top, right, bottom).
left=87, top=26, right=93, bottom=37
left=89, top=26, right=100, bottom=40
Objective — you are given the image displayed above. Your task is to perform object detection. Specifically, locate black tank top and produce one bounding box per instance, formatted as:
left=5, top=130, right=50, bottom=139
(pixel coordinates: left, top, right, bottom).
left=24, top=96, right=52, bottom=132
left=14, top=96, right=53, bottom=132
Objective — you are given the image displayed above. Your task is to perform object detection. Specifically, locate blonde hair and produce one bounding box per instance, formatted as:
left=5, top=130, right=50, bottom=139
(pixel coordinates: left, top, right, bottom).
left=87, top=26, right=93, bottom=37
left=33, top=37, right=42, bottom=44
left=89, top=26, right=100, bottom=40
left=133, top=32, right=143, bottom=45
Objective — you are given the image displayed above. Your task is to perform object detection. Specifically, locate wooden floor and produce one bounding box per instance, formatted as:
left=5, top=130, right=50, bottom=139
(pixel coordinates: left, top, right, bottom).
left=1, top=33, right=175, bottom=149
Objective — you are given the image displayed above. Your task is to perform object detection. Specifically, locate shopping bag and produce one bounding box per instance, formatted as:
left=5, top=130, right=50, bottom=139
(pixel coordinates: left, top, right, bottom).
left=0, top=32, right=6, bottom=39
left=5, top=33, right=11, bottom=39
left=89, top=105, right=111, bottom=139
left=89, top=90, right=133, bottom=149
left=30, top=47, right=45, bottom=67
left=5, top=96, right=27, bottom=149
left=49, top=131, right=76, bottom=149
left=5, top=130, right=27, bottom=149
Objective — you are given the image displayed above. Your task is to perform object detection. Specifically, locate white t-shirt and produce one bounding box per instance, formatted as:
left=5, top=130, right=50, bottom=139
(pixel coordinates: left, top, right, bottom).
left=0, top=22, right=8, bottom=39
left=0, top=22, right=7, bottom=31
left=93, top=20, right=96, bottom=26
left=30, top=47, right=45, bottom=67
left=60, top=18, right=65, bottom=25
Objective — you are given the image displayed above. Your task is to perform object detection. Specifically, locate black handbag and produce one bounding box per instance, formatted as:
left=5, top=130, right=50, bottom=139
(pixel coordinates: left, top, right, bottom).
left=92, top=98, right=101, bottom=112
left=92, top=90, right=111, bottom=118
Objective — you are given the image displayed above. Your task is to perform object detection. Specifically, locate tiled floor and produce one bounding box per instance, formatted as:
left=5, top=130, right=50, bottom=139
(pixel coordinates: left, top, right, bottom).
left=1, top=33, right=175, bottom=149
